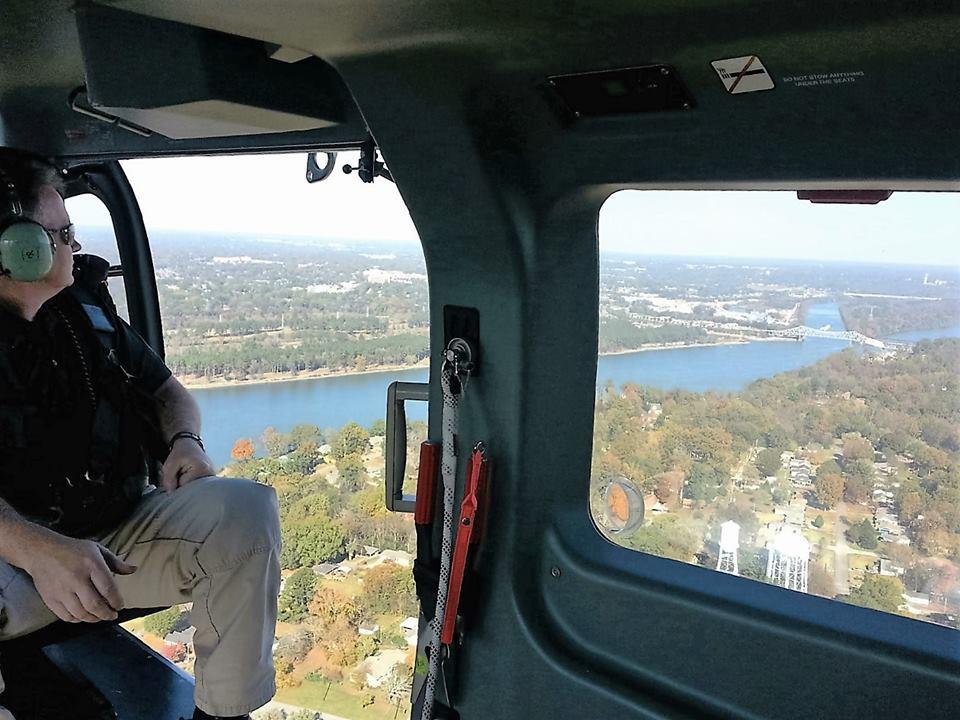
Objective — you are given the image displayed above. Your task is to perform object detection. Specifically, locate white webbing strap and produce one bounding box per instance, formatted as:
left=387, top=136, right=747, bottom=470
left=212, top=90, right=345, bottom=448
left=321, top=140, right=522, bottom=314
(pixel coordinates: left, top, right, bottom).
left=421, top=359, right=460, bottom=720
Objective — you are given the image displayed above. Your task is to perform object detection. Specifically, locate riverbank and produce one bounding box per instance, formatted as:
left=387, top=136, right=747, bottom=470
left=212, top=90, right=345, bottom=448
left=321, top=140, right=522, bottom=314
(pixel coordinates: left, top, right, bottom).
left=179, top=336, right=787, bottom=390
left=181, top=358, right=431, bottom=390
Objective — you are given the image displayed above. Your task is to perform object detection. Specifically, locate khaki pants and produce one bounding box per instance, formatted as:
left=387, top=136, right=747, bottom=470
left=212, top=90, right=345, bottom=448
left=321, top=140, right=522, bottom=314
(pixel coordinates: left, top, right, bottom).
left=0, top=477, right=281, bottom=717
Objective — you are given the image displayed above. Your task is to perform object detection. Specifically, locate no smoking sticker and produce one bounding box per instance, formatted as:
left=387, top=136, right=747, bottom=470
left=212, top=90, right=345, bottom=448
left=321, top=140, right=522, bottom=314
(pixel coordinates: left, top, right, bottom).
left=712, top=55, right=775, bottom=94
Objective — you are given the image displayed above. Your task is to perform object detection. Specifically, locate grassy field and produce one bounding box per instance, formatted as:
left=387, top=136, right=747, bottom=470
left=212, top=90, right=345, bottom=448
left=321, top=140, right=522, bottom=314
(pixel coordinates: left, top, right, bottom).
left=849, top=554, right=878, bottom=574
left=277, top=678, right=400, bottom=720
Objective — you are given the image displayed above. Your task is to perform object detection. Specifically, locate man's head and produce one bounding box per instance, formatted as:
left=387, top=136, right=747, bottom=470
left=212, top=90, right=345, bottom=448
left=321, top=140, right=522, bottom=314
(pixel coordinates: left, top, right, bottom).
left=0, top=149, right=79, bottom=295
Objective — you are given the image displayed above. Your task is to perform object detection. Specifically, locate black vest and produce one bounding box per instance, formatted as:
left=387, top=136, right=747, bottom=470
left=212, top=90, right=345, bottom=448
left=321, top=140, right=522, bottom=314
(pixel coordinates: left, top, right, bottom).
left=0, top=255, right=165, bottom=538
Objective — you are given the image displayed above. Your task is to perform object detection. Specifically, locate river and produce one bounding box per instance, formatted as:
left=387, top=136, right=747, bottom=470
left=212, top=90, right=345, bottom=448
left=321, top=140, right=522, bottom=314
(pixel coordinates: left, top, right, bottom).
left=192, top=303, right=959, bottom=468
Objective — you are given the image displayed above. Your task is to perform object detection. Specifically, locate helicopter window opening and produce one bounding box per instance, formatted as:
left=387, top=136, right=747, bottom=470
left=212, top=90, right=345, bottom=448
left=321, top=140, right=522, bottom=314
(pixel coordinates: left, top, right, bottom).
left=593, top=189, right=960, bottom=632
left=118, top=152, right=424, bottom=713
left=64, top=193, right=130, bottom=322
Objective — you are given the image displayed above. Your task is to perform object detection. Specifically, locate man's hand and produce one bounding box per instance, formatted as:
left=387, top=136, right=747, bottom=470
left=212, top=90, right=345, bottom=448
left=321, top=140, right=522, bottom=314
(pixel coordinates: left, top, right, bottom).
left=24, top=532, right=137, bottom=623
left=160, top=438, right=216, bottom=492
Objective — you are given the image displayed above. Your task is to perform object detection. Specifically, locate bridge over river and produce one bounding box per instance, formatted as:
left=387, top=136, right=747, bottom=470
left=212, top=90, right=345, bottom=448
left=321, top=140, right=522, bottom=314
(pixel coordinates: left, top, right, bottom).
left=633, top=314, right=908, bottom=350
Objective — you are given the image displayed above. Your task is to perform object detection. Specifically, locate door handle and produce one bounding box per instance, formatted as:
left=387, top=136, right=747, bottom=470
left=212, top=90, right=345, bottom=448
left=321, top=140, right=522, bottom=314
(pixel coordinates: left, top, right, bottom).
left=385, top=381, right=429, bottom=512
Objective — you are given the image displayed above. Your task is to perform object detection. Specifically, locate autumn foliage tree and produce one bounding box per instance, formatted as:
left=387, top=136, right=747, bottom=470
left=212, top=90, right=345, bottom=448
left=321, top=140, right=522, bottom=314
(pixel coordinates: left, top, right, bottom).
left=359, top=562, right=417, bottom=617
left=814, top=473, right=844, bottom=509
left=231, top=438, right=255, bottom=461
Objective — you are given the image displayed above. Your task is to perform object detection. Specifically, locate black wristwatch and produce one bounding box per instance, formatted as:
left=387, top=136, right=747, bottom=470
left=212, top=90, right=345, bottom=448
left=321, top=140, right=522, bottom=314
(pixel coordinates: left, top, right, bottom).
left=169, top=431, right=204, bottom=452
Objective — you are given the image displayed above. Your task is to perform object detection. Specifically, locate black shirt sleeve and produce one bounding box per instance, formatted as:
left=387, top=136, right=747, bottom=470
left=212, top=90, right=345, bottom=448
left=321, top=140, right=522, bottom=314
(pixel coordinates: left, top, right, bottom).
left=114, top=317, right=172, bottom=394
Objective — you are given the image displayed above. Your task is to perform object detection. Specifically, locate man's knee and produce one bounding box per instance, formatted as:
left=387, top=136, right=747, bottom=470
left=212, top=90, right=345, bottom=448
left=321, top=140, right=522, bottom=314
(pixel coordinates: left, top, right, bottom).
left=189, top=479, right=280, bottom=572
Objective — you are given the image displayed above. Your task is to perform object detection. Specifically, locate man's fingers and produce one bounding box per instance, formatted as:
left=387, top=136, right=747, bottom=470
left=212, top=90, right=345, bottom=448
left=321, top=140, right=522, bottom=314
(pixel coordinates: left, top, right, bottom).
left=63, top=594, right=101, bottom=623
left=98, top=546, right=137, bottom=575
left=48, top=599, right=79, bottom=623
left=90, top=564, right=126, bottom=612
left=77, top=584, right=118, bottom=621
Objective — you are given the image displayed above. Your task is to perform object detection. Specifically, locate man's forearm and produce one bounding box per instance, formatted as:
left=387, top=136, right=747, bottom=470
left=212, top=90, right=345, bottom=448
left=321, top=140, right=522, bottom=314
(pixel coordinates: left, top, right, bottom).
left=154, top=375, right=202, bottom=444
left=0, top=496, right=55, bottom=571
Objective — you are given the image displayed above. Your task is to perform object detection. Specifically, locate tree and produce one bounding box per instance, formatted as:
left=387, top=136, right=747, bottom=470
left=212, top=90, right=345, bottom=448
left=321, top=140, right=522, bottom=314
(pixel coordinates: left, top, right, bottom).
left=369, top=419, right=387, bottom=437
left=846, top=519, right=879, bottom=550
left=814, top=473, right=844, bottom=509
left=812, top=514, right=825, bottom=529
left=289, top=711, right=318, bottom=720
left=289, top=423, right=323, bottom=451
left=756, top=448, right=782, bottom=477
left=258, top=710, right=287, bottom=720
left=310, top=587, right=361, bottom=626
left=359, top=562, right=417, bottom=617
left=817, top=459, right=842, bottom=477
left=278, top=568, right=319, bottom=623
left=262, top=427, right=291, bottom=457
left=333, top=422, right=370, bottom=460
left=715, top=497, right=759, bottom=540
left=846, top=574, right=904, bottom=614
left=842, top=433, right=874, bottom=463
left=280, top=518, right=345, bottom=569
left=386, top=663, right=414, bottom=704
left=842, top=464, right=872, bottom=504
left=231, top=438, right=255, bottom=461
left=897, top=489, right=924, bottom=524
left=144, top=606, right=185, bottom=638
left=653, top=473, right=679, bottom=505
left=337, top=453, right=367, bottom=492
left=353, top=486, right=388, bottom=518
left=626, top=516, right=700, bottom=562
left=763, top=427, right=790, bottom=452
left=685, top=463, right=720, bottom=505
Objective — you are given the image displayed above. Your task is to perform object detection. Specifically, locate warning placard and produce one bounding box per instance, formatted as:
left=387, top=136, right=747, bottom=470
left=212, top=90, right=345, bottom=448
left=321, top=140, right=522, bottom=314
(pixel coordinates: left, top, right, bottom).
left=711, top=56, right=775, bottom=94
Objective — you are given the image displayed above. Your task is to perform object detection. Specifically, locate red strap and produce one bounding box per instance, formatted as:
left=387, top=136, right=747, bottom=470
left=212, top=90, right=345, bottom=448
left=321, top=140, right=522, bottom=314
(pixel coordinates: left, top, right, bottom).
left=441, top=445, right=487, bottom=645
left=414, top=441, right=441, bottom=525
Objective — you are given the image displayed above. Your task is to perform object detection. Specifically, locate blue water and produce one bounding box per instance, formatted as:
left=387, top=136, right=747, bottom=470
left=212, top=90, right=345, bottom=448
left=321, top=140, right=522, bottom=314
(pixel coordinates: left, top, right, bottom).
left=890, top=325, right=960, bottom=342
left=193, top=303, right=958, bottom=468
left=193, top=366, right=430, bottom=467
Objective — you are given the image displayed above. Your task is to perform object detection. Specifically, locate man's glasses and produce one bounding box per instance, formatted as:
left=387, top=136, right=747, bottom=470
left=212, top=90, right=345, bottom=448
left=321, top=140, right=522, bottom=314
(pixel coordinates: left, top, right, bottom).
left=44, top=223, right=81, bottom=251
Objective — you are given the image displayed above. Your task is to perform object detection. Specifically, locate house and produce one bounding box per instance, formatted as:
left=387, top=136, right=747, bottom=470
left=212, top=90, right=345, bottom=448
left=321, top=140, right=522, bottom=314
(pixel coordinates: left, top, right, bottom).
left=877, top=559, right=904, bottom=577
left=400, top=616, right=419, bottom=645
left=358, top=621, right=380, bottom=637
left=902, top=591, right=931, bottom=614
left=358, top=649, right=409, bottom=688
left=372, top=549, right=414, bottom=568
left=649, top=500, right=670, bottom=515
left=312, top=562, right=337, bottom=577
left=164, top=627, right=196, bottom=647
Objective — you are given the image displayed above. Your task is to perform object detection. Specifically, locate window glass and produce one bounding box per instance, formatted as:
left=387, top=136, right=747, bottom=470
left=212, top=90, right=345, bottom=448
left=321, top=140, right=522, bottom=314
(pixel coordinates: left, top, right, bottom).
left=592, top=190, right=960, bottom=631
left=121, top=153, right=423, bottom=717
left=64, top=193, right=129, bottom=321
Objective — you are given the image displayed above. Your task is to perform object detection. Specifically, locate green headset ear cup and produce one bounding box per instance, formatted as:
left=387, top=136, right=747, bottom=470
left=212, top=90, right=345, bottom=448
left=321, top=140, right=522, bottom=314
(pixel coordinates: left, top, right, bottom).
left=0, top=221, right=54, bottom=281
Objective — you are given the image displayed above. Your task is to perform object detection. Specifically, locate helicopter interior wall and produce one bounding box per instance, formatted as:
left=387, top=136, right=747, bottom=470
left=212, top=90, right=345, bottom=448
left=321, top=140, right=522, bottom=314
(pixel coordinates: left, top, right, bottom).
left=324, top=19, right=960, bottom=720
left=1, top=1, right=959, bottom=718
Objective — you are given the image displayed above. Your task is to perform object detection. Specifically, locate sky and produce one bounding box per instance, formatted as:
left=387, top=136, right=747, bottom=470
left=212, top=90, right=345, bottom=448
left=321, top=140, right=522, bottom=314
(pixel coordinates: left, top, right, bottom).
left=66, top=153, right=960, bottom=267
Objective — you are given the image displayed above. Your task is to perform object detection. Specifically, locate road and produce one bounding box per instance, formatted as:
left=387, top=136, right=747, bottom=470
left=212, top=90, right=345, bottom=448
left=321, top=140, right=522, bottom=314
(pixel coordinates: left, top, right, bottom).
left=833, top=503, right=851, bottom=596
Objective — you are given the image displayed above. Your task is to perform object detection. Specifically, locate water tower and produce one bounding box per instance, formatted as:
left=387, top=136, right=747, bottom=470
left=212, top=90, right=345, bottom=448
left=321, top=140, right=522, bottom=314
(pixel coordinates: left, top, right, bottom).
left=716, top=520, right=740, bottom=575
left=765, top=526, right=810, bottom=593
